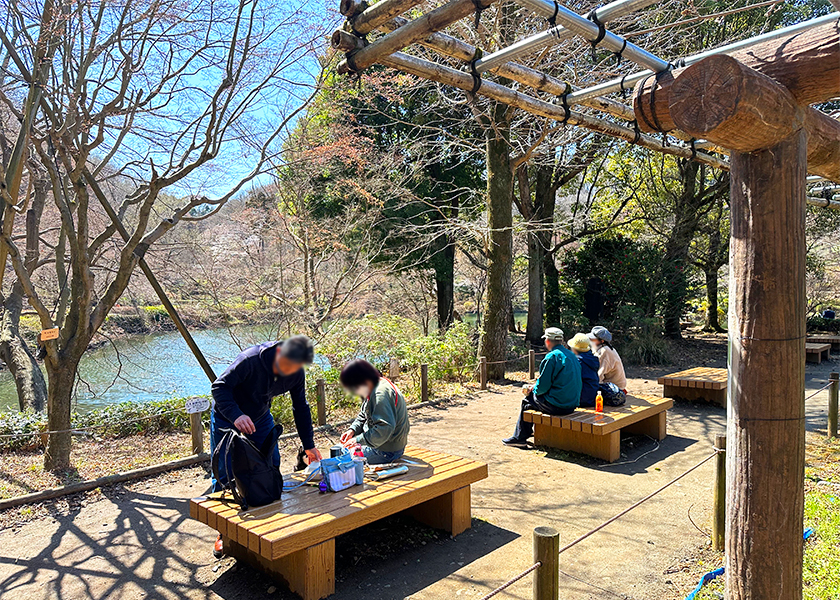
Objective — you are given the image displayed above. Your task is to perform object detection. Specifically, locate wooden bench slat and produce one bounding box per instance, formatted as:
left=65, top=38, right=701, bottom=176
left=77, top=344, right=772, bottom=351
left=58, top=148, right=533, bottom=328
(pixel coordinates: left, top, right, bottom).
left=261, top=460, right=487, bottom=559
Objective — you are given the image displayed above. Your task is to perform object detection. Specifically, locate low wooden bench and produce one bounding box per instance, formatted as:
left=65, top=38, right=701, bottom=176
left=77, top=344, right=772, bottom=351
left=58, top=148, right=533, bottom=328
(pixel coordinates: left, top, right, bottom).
left=657, top=367, right=728, bottom=407
left=806, top=342, right=831, bottom=364
left=522, top=395, right=672, bottom=463
left=190, top=447, right=487, bottom=600
left=807, top=335, right=840, bottom=352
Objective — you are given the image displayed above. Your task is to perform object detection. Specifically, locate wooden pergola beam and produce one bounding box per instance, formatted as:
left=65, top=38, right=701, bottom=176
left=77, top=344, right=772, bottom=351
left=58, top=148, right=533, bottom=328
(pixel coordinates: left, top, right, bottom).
left=339, top=0, right=495, bottom=73
left=341, top=0, right=422, bottom=35
left=640, top=55, right=840, bottom=182
left=376, top=51, right=728, bottom=169
left=634, top=18, right=839, bottom=122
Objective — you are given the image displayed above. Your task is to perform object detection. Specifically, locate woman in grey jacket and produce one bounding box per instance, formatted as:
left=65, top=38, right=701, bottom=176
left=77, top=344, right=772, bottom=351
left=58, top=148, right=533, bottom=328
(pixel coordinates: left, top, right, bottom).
left=339, top=359, right=410, bottom=463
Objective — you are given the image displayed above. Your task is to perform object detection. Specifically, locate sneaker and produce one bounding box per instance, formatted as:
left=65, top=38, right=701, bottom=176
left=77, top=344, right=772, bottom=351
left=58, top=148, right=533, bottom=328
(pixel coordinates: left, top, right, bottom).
left=502, top=436, right=529, bottom=447
left=213, top=534, right=224, bottom=559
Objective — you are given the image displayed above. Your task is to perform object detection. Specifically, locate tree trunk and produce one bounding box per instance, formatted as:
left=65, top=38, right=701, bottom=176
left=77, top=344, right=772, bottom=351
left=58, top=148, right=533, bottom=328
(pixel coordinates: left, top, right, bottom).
left=478, top=107, right=513, bottom=380
left=44, top=355, right=79, bottom=471
left=0, top=291, right=47, bottom=411
left=703, top=266, right=724, bottom=333
left=662, top=160, right=705, bottom=339
left=726, top=131, right=806, bottom=600
left=525, top=165, right=554, bottom=346
left=434, top=241, right=455, bottom=331
left=544, top=252, right=562, bottom=328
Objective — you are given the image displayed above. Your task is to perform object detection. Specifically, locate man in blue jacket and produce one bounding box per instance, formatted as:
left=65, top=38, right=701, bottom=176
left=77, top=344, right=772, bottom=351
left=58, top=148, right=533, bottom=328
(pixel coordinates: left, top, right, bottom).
left=210, top=335, right=322, bottom=556
left=503, top=327, right=581, bottom=447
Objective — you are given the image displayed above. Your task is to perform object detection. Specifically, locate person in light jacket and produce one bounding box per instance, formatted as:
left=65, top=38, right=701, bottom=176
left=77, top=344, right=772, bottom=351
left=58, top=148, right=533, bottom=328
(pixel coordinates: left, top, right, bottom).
left=340, top=359, right=410, bottom=464
left=588, top=326, right=627, bottom=391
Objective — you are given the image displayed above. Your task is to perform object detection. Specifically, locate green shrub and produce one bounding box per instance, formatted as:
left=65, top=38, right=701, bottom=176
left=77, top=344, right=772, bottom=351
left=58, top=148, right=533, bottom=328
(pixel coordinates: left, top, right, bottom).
left=0, top=410, right=46, bottom=451
left=318, top=314, right=421, bottom=372
left=143, top=305, right=171, bottom=323
left=608, top=306, right=670, bottom=365
left=400, top=321, right=475, bottom=383
left=807, top=316, right=840, bottom=333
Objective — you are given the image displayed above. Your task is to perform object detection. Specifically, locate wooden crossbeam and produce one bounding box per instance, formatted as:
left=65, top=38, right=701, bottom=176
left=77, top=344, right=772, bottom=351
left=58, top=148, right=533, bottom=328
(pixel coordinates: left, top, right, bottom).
left=376, top=51, right=728, bottom=169
left=340, top=0, right=423, bottom=35
left=339, top=0, right=495, bottom=73
left=666, top=55, right=840, bottom=182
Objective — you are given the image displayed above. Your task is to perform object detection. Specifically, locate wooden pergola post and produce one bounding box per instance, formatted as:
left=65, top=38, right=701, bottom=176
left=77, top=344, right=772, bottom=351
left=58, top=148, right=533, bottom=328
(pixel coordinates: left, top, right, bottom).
left=662, top=55, right=813, bottom=599
left=726, top=131, right=807, bottom=600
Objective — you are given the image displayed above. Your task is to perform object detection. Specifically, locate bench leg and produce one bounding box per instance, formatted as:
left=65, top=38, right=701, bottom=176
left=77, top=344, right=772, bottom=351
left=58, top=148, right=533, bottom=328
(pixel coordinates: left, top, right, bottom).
left=534, top=423, right=621, bottom=463
left=407, top=485, right=472, bottom=537
left=664, top=385, right=725, bottom=407
left=223, top=535, right=335, bottom=600
left=623, top=411, right=667, bottom=441
left=662, top=384, right=681, bottom=399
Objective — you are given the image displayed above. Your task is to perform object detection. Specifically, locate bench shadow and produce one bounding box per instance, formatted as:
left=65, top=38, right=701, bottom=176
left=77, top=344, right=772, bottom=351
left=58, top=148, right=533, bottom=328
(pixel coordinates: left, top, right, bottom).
left=210, top=515, right=519, bottom=600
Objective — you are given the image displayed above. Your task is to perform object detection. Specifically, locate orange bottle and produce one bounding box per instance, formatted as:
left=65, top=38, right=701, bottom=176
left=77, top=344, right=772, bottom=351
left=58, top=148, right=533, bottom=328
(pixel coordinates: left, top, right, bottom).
left=595, top=390, right=604, bottom=413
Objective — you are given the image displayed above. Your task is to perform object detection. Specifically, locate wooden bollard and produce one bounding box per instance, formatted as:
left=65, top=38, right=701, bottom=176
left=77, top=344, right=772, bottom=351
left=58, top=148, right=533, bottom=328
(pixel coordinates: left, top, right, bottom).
left=389, top=357, right=400, bottom=380
left=829, top=372, right=839, bottom=438
left=189, top=412, right=203, bottom=455
left=316, top=379, right=327, bottom=426
left=421, top=364, right=429, bottom=403
left=479, top=356, right=488, bottom=390
left=533, top=526, right=559, bottom=600
left=529, top=349, right=536, bottom=380
left=713, top=434, right=726, bottom=551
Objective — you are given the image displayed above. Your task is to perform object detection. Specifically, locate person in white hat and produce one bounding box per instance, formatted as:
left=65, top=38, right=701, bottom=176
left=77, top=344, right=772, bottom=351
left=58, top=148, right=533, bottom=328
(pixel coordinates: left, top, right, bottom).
left=567, top=333, right=600, bottom=407
left=502, top=327, right=582, bottom=447
left=587, top=326, right=627, bottom=390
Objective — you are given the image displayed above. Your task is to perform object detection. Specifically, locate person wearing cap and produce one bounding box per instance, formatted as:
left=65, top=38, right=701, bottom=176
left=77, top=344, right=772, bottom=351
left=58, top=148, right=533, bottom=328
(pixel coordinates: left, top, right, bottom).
left=209, top=335, right=323, bottom=557
left=588, top=326, right=627, bottom=390
left=567, top=333, right=600, bottom=408
left=503, top=327, right=582, bottom=447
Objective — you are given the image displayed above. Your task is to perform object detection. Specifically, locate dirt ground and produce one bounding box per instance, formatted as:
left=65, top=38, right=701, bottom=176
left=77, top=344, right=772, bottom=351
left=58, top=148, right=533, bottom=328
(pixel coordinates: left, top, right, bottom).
left=0, top=340, right=837, bottom=600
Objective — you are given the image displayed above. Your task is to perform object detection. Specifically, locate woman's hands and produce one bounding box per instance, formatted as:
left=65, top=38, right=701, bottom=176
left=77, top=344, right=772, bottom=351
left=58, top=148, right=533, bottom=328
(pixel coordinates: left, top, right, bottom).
left=340, top=429, right=356, bottom=447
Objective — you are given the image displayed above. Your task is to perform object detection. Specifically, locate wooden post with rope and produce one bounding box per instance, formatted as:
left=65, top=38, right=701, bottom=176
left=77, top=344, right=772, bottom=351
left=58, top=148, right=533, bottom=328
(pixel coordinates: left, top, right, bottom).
left=712, top=434, right=726, bottom=551
left=389, top=357, right=400, bottom=380
left=421, top=364, right=429, bottom=403
left=479, top=357, right=488, bottom=390
left=316, top=379, right=327, bottom=426
left=533, top=526, right=559, bottom=600
left=829, top=372, right=839, bottom=438
left=529, top=349, right=536, bottom=380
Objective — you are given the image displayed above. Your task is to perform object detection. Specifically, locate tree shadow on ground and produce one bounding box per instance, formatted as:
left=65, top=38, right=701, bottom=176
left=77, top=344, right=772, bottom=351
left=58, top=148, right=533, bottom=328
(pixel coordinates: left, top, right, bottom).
left=210, top=516, right=518, bottom=600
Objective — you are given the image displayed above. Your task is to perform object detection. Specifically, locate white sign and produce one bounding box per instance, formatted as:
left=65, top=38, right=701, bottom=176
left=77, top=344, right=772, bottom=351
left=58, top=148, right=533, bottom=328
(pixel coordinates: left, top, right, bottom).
left=185, top=397, right=210, bottom=414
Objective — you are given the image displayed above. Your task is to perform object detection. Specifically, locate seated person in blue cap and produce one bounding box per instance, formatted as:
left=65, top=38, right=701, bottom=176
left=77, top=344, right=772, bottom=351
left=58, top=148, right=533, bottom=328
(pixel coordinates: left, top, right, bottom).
left=503, top=327, right=582, bottom=447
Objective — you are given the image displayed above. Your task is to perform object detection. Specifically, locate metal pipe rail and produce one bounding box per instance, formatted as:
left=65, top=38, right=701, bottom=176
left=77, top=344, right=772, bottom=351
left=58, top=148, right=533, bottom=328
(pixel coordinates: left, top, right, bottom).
left=566, top=11, right=840, bottom=104
left=517, top=0, right=670, bottom=72
left=477, top=0, right=658, bottom=73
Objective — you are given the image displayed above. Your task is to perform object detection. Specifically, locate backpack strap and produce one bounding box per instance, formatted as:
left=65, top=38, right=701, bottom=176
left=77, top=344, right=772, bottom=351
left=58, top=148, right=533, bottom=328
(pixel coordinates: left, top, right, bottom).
left=223, top=431, right=248, bottom=510
left=259, top=422, right=285, bottom=458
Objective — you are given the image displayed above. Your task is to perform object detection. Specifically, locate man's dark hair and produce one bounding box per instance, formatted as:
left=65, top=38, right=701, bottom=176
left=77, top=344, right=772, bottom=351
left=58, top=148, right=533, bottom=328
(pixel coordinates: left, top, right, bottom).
left=339, top=359, right=381, bottom=389
left=280, top=335, right=314, bottom=364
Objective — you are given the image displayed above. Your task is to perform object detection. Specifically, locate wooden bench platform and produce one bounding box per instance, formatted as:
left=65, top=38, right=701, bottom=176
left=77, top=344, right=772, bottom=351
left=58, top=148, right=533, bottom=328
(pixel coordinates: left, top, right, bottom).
left=806, top=342, right=831, bottom=364
left=657, top=367, right=728, bottom=407
left=522, top=395, right=672, bottom=463
left=190, top=447, right=487, bottom=600
left=807, top=335, right=840, bottom=352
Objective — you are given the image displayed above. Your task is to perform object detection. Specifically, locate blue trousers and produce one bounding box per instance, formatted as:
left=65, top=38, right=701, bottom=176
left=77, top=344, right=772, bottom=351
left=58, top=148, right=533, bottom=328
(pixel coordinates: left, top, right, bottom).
left=362, top=446, right=404, bottom=465
left=210, top=410, right=281, bottom=492
left=513, top=391, right=576, bottom=440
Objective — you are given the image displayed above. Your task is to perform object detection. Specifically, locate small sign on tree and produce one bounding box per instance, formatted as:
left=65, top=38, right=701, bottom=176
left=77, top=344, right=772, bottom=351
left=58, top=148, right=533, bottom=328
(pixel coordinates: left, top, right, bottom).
left=40, top=328, right=60, bottom=341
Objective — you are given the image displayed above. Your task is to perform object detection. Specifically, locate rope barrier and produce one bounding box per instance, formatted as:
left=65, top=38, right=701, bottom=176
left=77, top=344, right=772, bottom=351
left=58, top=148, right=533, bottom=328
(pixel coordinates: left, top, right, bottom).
left=805, top=380, right=835, bottom=401
left=557, top=451, right=719, bottom=555
left=477, top=561, right=541, bottom=600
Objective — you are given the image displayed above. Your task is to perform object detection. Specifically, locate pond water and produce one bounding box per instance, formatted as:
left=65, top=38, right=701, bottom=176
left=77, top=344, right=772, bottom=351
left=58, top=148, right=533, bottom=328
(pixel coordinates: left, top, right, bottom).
left=0, top=324, right=288, bottom=413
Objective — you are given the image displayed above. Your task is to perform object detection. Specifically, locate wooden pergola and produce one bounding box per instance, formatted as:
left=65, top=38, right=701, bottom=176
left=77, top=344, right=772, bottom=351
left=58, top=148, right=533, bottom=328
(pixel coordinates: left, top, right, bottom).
left=332, top=1, right=840, bottom=598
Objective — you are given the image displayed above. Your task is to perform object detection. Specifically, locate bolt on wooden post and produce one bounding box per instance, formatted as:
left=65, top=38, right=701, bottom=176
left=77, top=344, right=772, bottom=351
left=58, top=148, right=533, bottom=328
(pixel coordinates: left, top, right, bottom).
left=316, top=379, right=327, bottom=426
left=479, top=356, right=488, bottom=390
left=533, top=526, right=559, bottom=600
left=713, top=434, right=726, bottom=551
left=421, top=364, right=429, bottom=403
left=529, top=349, right=536, bottom=379
left=829, top=372, right=839, bottom=438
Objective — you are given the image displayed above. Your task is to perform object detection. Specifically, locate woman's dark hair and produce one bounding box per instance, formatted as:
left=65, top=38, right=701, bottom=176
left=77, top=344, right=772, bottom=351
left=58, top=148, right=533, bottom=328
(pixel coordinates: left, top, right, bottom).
left=280, top=335, right=315, bottom=364
left=339, top=359, right=381, bottom=389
